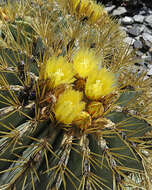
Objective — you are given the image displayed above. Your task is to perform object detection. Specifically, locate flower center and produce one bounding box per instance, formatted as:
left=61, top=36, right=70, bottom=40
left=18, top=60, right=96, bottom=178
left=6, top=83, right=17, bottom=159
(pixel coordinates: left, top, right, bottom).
left=54, top=69, right=64, bottom=80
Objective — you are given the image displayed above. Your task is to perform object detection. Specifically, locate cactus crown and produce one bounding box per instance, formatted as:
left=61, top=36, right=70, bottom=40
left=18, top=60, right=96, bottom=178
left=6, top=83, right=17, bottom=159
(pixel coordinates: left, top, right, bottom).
left=0, top=0, right=152, bottom=190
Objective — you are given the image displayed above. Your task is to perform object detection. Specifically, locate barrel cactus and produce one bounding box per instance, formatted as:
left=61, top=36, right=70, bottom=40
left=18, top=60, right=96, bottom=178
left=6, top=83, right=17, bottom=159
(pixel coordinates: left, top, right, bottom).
left=0, top=0, right=152, bottom=189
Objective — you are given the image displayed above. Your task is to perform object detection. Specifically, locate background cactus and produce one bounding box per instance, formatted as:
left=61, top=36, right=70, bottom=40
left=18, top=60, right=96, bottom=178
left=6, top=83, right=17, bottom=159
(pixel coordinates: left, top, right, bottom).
left=0, top=0, right=152, bottom=189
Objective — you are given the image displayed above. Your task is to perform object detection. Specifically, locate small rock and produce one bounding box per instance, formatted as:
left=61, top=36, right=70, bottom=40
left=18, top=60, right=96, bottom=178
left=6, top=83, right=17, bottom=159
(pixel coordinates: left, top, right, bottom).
left=147, top=65, right=152, bottom=76
left=119, top=26, right=128, bottom=32
left=138, top=6, right=149, bottom=15
left=127, top=25, right=144, bottom=37
left=144, top=26, right=152, bottom=35
left=135, top=51, right=144, bottom=57
left=126, top=25, right=133, bottom=29
left=104, top=5, right=116, bottom=14
left=145, top=15, right=152, bottom=28
left=112, top=7, right=127, bottom=16
left=135, top=35, right=141, bottom=41
left=146, top=51, right=152, bottom=56
left=137, top=24, right=145, bottom=33
left=142, top=54, right=152, bottom=62
left=133, top=40, right=143, bottom=49
left=133, top=15, right=144, bottom=23
left=142, top=33, right=152, bottom=48
left=139, top=10, right=146, bottom=15
left=123, top=37, right=135, bottom=45
left=148, top=64, right=152, bottom=69
left=121, top=16, right=134, bottom=25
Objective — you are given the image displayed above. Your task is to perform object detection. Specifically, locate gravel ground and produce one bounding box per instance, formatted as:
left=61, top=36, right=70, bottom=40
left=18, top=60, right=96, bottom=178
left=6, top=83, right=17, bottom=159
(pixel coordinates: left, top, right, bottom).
left=103, top=0, right=152, bottom=78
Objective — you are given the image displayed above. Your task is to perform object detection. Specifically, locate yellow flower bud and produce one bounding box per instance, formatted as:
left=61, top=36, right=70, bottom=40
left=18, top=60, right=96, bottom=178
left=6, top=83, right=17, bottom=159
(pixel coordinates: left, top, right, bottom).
left=73, top=111, right=91, bottom=130
left=87, top=101, right=104, bottom=118
left=54, top=89, right=85, bottom=124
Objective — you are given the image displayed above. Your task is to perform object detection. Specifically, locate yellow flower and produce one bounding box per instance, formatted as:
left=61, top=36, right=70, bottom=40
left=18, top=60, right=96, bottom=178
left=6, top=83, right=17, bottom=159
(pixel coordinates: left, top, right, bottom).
left=72, top=48, right=98, bottom=78
left=73, top=111, right=91, bottom=130
left=72, top=0, right=88, bottom=14
left=43, top=56, right=75, bottom=88
left=71, top=0, right=107, bottom=24
left=54, top=89, right=85, bottom=124
left=85, top=68, right=115, bottom=100
left=89, top=2, right=107, bottom=24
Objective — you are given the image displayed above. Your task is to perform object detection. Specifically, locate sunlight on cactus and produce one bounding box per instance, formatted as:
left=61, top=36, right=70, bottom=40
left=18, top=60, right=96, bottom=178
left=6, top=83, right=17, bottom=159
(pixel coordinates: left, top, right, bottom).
left=0, top=0, right=152, bottom=190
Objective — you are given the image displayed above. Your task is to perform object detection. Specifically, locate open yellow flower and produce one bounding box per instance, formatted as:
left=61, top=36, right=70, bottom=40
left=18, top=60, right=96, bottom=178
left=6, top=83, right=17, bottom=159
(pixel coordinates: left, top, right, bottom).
left=72, top=48, right=98, bottom=78
left=85, top=68, right=115, bottom=100
left=43, top=56, right=75, bottom=88
left=54, top=89, right=85, bottom=124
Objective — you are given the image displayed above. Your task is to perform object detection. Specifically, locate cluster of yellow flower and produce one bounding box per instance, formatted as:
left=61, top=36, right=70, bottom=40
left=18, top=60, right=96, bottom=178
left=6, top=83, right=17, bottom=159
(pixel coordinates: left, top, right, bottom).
left=42, top=48, right=115, bottom=126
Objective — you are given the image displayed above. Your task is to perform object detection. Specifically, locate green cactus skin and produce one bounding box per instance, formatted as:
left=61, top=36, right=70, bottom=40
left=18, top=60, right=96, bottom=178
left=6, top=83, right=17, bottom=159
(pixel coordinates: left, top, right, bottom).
left=0, top=0, right=152, bottom=190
